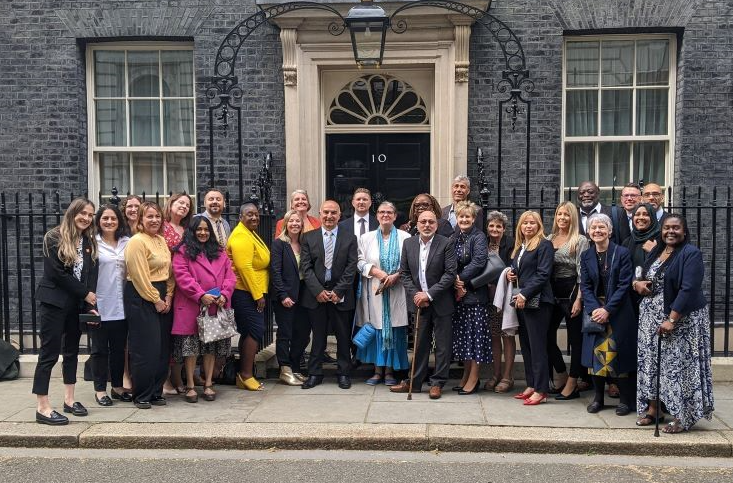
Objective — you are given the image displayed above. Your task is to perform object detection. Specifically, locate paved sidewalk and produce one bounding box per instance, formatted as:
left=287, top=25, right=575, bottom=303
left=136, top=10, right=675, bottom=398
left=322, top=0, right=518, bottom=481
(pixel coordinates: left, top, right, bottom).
left=0, top=376, right=731, bottom=456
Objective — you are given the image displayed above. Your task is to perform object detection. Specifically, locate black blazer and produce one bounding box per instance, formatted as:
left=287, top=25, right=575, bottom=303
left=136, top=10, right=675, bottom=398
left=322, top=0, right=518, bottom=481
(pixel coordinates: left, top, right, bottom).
left=299, top=227, right=358, bottom=311
left=453, top=226, right=489, bottom=305
left=36, top=235, right=98, bottom=310
left=495, top=235, right=515, bottom=266
left=614, top=207, right=632, bottom=245
left=269, top=238, right=300, bottom=304
left=578, top=203, right=614, bottom=238
left=400, top=233, right=457, bottom=316
left=510, top=238, right=555, bottom=305
left=406, top=218, right=455, bottom=238
left=338, top=214, right=378, bottom=238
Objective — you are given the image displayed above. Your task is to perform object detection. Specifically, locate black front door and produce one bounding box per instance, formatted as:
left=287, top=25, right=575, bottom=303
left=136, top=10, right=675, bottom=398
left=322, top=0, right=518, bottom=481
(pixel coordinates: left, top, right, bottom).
left=326, top=133, right=430, bottom=226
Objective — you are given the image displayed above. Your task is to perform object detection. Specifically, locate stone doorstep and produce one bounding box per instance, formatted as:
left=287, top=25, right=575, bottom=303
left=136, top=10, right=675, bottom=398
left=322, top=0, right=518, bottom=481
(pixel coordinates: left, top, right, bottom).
left=0, top=422, right=731, bottom=457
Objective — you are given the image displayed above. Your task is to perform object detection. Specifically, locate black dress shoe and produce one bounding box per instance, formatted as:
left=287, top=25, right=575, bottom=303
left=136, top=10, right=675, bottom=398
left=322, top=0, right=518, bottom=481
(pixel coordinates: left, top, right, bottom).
left=458, top=380, right=480, bottom=395
left=301, top=375, right=324, bottom=389
left=615, top=403, right=632, bottom=416
left=111, top=390, right=133, bottom=402
left=452, top=385, right=463, bottom=391
left=63, top=402, right=88, bottom=416
left=337, top=375, right=352, bottom=390
left=134, top=400, right=151, bottom=409
left=322, top=352, right=337, bottom=364
left=150, top=396, right=167, bottom=406
left=586, top=401, right=604, bottom=413
left=36, top=410, right=69, bottom=425
left=554, top=390, right=580, bottom=401
left=95, top=394, right=113, bottom=407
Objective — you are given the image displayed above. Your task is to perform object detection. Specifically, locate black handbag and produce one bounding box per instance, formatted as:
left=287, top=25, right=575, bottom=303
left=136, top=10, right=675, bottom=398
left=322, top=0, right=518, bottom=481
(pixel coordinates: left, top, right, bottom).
left=510, top=285, right=540, bottom=309
left=581, top=310, right=605, bottom=334
left=469, top=252, right=506, bottom=289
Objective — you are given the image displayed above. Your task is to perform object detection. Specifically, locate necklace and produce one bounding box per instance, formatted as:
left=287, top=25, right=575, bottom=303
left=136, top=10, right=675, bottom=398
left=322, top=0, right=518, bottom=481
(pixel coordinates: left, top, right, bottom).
left=663, top=246, right=674, bottom=255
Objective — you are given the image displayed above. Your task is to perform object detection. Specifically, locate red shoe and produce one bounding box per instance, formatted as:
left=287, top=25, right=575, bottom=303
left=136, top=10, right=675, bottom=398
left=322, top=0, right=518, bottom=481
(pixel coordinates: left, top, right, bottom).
left=513, top=390, right=534, bottom=400
left=523, top=393, right=548, bottom=405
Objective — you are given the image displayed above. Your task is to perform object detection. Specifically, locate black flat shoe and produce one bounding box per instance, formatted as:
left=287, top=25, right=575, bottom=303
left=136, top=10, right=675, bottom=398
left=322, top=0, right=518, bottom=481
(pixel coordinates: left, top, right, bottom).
left=301, top=375, right=324, bottom=389
left=615, top=403, right=632, bottom=416
left=36, top=410, right=69, bottom=425
left=134, top=400, right=151, bottom=409
left=452, top=385, right=463, bottom=391
left=95, top=394, right=113, bottom=407
left=458, top=381, right=480, bottom=395
left=111, top=390, right=133, bottom=402
left=337, top=375, right=352, bottom=390
left=63, top=402, right=88, bottom=416
left=586, top=401, right=604, bottom=413
left=554, top=390, right=580, bottom=401
left=150, top=396, right=167, bottom=406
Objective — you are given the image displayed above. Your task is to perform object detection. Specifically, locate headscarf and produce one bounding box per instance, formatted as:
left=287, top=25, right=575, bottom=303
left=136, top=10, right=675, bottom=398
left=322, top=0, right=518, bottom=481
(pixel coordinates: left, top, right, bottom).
left=630, top=203, right=660, bottom=244
left=377, top=225, right=400, bottom=350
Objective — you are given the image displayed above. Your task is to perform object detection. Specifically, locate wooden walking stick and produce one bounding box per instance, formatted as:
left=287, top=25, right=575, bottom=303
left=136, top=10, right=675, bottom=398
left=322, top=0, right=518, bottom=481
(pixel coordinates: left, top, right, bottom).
left=407, top=306, right=422, bottom=400
left=654, top=333, right=663, bottom=437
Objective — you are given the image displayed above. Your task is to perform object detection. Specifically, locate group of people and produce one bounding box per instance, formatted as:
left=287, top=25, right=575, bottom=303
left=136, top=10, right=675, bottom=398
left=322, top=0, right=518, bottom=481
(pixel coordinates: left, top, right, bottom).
left=32, top=177, right=715, bottom=435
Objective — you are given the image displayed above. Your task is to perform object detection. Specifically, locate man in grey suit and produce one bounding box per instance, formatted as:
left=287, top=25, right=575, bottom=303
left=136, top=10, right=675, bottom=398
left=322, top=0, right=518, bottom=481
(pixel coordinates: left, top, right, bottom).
left=390, top=210, right=457, bottom=399
left=299, top=200, right=358, bottom=390
left=441, top=175, right=484, bottom=231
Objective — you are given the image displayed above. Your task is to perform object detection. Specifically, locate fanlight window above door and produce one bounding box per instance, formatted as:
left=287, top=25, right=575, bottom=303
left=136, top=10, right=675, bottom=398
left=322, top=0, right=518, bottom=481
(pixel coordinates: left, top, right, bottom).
left=327, top=74, right=429, bottom=125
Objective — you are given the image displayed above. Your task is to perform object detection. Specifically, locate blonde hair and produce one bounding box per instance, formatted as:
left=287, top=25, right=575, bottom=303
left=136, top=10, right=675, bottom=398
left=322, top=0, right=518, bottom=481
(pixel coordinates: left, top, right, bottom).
left=137, top=202, right=165, bottom=236
left=278, top=210, right=304, bottom=243
left=511, top=211, right=546, bottom=257
left=455, top=200, right=478, bottom=219
left=43, top=198, right=98, bottom=266
left=551, top=201, right=582, bottom=256
left=290, top=189, right=311, bottom=211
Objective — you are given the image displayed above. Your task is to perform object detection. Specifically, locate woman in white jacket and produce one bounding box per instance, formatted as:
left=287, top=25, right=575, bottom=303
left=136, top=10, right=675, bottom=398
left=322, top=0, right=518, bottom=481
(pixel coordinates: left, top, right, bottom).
left=356, top=201, right=410, bottom=386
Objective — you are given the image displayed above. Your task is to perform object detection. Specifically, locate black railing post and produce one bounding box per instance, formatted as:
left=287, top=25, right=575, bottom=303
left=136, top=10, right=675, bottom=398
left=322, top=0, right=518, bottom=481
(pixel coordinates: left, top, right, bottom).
left=711, top=187, right=718, bottom=352
left=725, top=186, right=731, bottom=356
left=0, top=193, right=8, bottom=343
left=14, top=193, right=23, bottom=351
left=28, top=193, right=38, bottom=352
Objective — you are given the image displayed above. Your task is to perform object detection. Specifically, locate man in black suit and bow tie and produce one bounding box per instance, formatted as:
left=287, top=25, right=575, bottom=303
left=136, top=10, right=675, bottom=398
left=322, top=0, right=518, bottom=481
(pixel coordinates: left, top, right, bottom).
left=390, top=210, right=457, bottom=400
left=300, top=200, right=358, bottom=389
left=577, top=181, right=617, bottom=238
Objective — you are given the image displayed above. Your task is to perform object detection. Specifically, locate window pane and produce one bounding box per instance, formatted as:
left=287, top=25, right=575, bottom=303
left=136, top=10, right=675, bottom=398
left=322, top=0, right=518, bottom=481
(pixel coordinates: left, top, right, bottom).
left=564, top=143, right=595, bottom=186
left=636, top=88, right=668, bottom=135
left=602, top=41, right=633, bottom=86
left=636, top=40, right=669, bottom=86
left=599, top=142, right=630, bottom=186
left=601, top=90, right=632, bottom=136
left=163, top=100, right=194, bottom=146
left=634, top=142, right=666, bottom=184
left=161, top=50, right=193, bottom=97
left=566, top=41, right=599, bottom=87
left=128, top=51, right=159, bottom=97
left=94, top=51, right=125, bottom=97
left=98, top=153, right=130, bottom=195
left=167, top=153, right=195, bottom=194
left=566, top=90, right=598, bottom=136
left=132, top=153, right=164, bottom=195
left=130, top=100, right=161, bottom=146
left=96, top=100, right=126, bottom=146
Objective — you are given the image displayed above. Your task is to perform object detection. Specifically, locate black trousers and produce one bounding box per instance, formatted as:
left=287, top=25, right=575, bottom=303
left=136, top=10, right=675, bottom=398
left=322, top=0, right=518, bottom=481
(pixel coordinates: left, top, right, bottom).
left=32, top=300, right=82, bottom=395
left=274, top=290, right=310, bottom=372
left=307, top=302, right=351, bottom=376
left=410, top=307, right=452, bottom=389
left=125, top=281, right=172, bottom=403
left=88, top=319, right=127, bottom=392
left=517, top=302, right=552, bottom=393
left=548, top=277, right=584, bottom=378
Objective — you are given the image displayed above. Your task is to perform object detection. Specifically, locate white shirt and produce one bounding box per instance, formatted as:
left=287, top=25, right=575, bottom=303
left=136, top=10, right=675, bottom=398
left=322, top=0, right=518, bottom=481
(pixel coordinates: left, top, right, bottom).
left=96, top=235, right=129, bottom=321
left=580, top=202, right=601, bottom=232
left=353, top=214, right=369, bottom=236
left=655, top=207, right=665, bottom=221
left=418, top=236, right=434, bottom=294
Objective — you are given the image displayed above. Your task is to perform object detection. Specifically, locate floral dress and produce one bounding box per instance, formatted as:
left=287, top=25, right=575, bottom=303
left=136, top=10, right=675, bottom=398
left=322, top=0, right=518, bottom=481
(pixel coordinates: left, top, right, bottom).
left=636, top=258, right=715, bottom=429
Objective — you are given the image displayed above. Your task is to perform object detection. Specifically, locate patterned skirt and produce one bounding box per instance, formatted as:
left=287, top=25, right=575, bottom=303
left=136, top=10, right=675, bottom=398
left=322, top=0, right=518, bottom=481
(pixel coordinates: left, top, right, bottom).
left=172, top=334, right=231, bottom=362
left=452, top=303, right=492, bottom=363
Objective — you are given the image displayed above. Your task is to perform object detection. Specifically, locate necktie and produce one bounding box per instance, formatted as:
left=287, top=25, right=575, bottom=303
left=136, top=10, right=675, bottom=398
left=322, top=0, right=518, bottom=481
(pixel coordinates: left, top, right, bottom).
left=358, top=218, right=366, bottom=236
left=215, top=220, right=226, bottom=247
left=324, top=231, right=334, bottom=270
left=448, top=209, right=457, bottom=228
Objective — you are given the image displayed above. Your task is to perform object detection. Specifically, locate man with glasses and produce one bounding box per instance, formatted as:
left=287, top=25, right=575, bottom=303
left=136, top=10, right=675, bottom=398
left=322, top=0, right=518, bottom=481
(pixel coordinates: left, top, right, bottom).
left=616, top=183, right=642, bottom=243
left=390, top=210, right=456, bottom=400
left=642, top=182, right=669, bottom=222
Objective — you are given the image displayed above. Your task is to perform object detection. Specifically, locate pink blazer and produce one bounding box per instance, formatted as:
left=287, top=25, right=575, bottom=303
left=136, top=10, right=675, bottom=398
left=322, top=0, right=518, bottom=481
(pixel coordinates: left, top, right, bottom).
left=171, top=248, right=236, bottom=336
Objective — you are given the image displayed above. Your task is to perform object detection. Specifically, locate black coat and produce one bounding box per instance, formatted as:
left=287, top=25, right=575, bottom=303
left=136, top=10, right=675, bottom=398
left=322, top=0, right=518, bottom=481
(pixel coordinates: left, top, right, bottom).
left=453, top=226, right=489, bottom=305
left=36, top=235, right=98, bottom=310
left=269, top=238, right=300, bottom=304
left=400, top=234, right=457, bottom=316
left=299, top=228, right=358, bottom=311
left=510, top=238, right=555, bottom=305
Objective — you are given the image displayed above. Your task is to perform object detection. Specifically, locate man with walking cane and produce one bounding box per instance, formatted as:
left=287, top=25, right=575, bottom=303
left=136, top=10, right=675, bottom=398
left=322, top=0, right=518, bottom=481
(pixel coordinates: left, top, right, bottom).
left=390, top=210, right=456, bottom=400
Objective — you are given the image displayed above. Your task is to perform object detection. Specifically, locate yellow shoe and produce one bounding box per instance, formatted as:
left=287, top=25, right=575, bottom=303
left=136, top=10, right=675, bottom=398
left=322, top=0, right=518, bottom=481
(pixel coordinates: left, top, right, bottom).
left=236, top=373, right=264, bottom=391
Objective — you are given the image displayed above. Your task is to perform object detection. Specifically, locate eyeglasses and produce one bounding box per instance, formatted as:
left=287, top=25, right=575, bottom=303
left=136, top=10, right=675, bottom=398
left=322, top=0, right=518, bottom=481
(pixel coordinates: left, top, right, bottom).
left=417, top=219, right=436, bottom=225
left=621, top=194, right=640, bottom=199
left=644, top=192, right=663, bottom=197
left=413, top=202, right=431, bottom=208
left=377, top=210, right=395, bottom=215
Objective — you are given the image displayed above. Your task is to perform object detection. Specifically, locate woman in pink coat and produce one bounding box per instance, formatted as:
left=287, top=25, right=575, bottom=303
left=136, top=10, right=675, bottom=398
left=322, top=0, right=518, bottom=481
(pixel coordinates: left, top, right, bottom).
left=172, top=215, right=236, bottom=403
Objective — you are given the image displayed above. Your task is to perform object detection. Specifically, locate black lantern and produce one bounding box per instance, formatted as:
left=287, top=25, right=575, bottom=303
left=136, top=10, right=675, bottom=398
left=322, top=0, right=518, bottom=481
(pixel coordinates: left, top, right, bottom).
left=345, top=0, right=389, bottom=67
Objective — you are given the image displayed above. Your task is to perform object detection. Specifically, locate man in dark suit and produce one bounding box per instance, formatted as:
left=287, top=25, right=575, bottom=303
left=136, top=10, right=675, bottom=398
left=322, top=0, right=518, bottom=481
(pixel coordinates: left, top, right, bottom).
left=615, top=183, right=642, bottom=243
left=390, top=210, right=457, bottom=400
left=642, top=182, right=670, bottom=223
left=577, top=181, right=616, bottom=238
left=299, top=200, right=358, bottom=389
left=441, top=175, right=484, bottom=231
